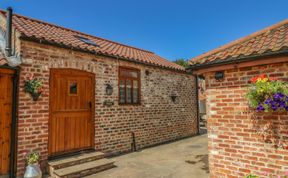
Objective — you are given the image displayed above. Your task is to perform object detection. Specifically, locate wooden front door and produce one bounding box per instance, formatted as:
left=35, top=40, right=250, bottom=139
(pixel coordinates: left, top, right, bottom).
left=0, top=68, right=14, bottom=175
left=49, top=69, right=95, bottom=157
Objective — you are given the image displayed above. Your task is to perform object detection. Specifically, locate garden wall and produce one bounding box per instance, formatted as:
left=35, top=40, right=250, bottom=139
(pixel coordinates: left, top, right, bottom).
left=205, top=61, right=288, bottom=177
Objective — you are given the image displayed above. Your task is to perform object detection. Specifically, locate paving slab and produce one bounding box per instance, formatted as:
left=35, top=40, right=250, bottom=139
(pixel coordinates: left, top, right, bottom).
left=85, top=134, right=209, bottom=178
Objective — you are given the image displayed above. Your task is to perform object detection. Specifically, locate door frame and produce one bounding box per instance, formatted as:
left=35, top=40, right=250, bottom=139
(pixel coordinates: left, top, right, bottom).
left=0, top=65, right=19, bottom=178
left=48, top=68, right=95, bottom=159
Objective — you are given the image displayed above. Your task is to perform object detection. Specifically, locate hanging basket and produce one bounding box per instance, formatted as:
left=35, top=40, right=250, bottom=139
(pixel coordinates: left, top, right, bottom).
left=246, top=74, right=288, bottom=112
left=24, top=75, right=43, bottom=101
left=31, top=92, right=41, bottom=101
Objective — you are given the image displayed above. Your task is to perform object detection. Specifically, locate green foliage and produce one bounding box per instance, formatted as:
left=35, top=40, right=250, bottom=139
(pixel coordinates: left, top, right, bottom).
left=246, top=75, right=288, bottom=112
left=26, top=152, right=40, bottom=165
left=24, top=77, right=44, bottom=101
left=244, top=174, right=258, bottom=178
left=246, top=80, right=287, bottom=107
left=24, top=78, right=43, bottom=95
left=173, top=58, right=189, bottom=68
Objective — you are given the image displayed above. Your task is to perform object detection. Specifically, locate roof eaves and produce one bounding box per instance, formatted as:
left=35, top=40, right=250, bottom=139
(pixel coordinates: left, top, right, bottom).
left=188, top=47, right=288, bottom=70
left=19, top=35, right=186, bottom=73
left=189, top=19, right=288, bottom=65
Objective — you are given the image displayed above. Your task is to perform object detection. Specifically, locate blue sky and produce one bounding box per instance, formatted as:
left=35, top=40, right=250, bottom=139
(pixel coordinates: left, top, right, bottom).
left=1, top=0, right=287, bottom=61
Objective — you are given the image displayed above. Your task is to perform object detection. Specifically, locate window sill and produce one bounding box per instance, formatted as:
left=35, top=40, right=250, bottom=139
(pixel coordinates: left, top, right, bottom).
left=118, top=103, right=141, bottom=106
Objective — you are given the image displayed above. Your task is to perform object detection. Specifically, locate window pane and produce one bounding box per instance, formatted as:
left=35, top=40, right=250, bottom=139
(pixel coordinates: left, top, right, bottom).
left=126, top=80, right=132, bottom=103
left=120, top=69, right=138, bottom=78
left=133, top=80, right=138, bottom=103
left=119, top=80, right=125, bottom=103
left=119, top=67, right=140, bottom=105
left=69, top=81, right=77, bottom=95
left=129, top=71, right=138, bottom=78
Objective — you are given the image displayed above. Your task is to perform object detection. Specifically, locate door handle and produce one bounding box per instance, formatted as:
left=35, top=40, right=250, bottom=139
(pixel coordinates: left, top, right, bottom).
left=89, top=101, right=92, bottom=108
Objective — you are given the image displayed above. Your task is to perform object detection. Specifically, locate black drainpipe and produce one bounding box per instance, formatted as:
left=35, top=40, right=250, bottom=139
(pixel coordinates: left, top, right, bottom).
left=10, top=67, right=19, bottom=178
left=5, top=7, right=13, bottom=57
left=195, top=75, right=200, bottom=135
left=3, top=7, right=18, bottom=178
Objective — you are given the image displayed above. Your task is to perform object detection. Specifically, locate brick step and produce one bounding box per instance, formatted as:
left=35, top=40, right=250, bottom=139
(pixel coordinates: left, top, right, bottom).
left=48, top=152, right=105, bottom=171
left=53, top=158, right=115, bottom=178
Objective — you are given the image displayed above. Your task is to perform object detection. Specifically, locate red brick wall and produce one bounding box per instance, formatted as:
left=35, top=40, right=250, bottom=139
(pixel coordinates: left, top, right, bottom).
left=16, top=41, right=198, bottom=176
left=205, top=61, right=288, bottom=177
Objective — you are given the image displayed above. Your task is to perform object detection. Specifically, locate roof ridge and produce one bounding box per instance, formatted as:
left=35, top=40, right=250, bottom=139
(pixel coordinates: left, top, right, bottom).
left=190, top=18, right=288, bottom=62
left=0, top=9, right=154, bottom=54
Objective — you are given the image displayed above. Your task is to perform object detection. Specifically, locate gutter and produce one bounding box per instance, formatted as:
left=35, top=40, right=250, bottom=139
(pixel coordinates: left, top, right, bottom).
left=187, top=48, right=288, bottom=71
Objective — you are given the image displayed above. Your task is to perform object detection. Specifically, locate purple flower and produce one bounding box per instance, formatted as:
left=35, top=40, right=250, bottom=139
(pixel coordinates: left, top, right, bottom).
left=256, top=105, right=265, bottom=112
left=279, top=101, right=286, bottom=108
left=271, top=105, right=278, bottom=111
left=261, top=92, right=288, bottom=112
left=264, top=98, right=272, bottom=105
left=273, top=93, right=284, bottom=100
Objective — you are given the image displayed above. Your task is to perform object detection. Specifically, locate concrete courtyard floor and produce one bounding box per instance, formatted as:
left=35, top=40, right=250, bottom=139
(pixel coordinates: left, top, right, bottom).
left=87, top=133, right=209, bottom=178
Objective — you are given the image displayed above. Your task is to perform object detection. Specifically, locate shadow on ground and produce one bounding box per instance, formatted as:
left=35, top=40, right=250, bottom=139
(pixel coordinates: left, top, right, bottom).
left=185, top=154, right=209, bottom=173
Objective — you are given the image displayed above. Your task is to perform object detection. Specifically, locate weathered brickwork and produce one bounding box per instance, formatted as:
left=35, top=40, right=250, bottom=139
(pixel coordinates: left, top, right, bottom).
left=16, top=41, right=198, bottom=176
left=205, top=61, right=288, bottom=177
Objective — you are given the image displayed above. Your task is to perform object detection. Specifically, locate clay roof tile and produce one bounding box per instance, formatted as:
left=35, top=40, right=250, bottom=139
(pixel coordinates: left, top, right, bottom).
left=0, top=10, right=184, bottom=71
left=189, top=19, right=288, bottom=65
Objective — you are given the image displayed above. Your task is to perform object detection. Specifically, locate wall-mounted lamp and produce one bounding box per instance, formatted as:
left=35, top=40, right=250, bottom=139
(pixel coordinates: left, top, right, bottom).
left=215, top=71, right=224, bottom=81
left=170, top=94, right=178, bottom=103
left=145, top=70, right=151, bottom=76
left=105, top=84, right=113, bottom=95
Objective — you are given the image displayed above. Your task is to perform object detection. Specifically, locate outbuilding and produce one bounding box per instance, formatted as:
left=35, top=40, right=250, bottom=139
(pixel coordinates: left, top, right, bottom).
left=189, top=19, right=288, bottom=177
left=0, top=8, right=198, bottom=177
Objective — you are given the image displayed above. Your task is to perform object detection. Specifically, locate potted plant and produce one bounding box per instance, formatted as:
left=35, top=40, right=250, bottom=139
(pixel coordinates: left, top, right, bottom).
left=24, top=152, right=42, bottom=178
left=246, top=74, right=288, bottom=112
left=24, top=75, right=44, bottom=101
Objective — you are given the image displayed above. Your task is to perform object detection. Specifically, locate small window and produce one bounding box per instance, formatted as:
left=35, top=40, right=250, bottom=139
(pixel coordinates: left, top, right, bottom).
left=119, top=80, right=125, bottom=103
left=119, top=67, right=140, bottom=105
left=75, top=35, right=99, bottom=47
left=69, top=81, right=78, bottom=95
left=126, top=80, right=132, bottom=103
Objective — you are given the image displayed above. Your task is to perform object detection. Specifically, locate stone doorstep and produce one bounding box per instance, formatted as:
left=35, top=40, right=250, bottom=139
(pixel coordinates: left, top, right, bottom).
left=48, top=152, right=106, bottom=172
left=53, top=158, right=115, bottom=178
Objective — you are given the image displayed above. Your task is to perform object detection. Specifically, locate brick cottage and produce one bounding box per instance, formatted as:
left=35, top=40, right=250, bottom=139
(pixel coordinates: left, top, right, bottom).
left=189, top=20, right=288, bottom=177
left=0, top=9, right=198, bottom=177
